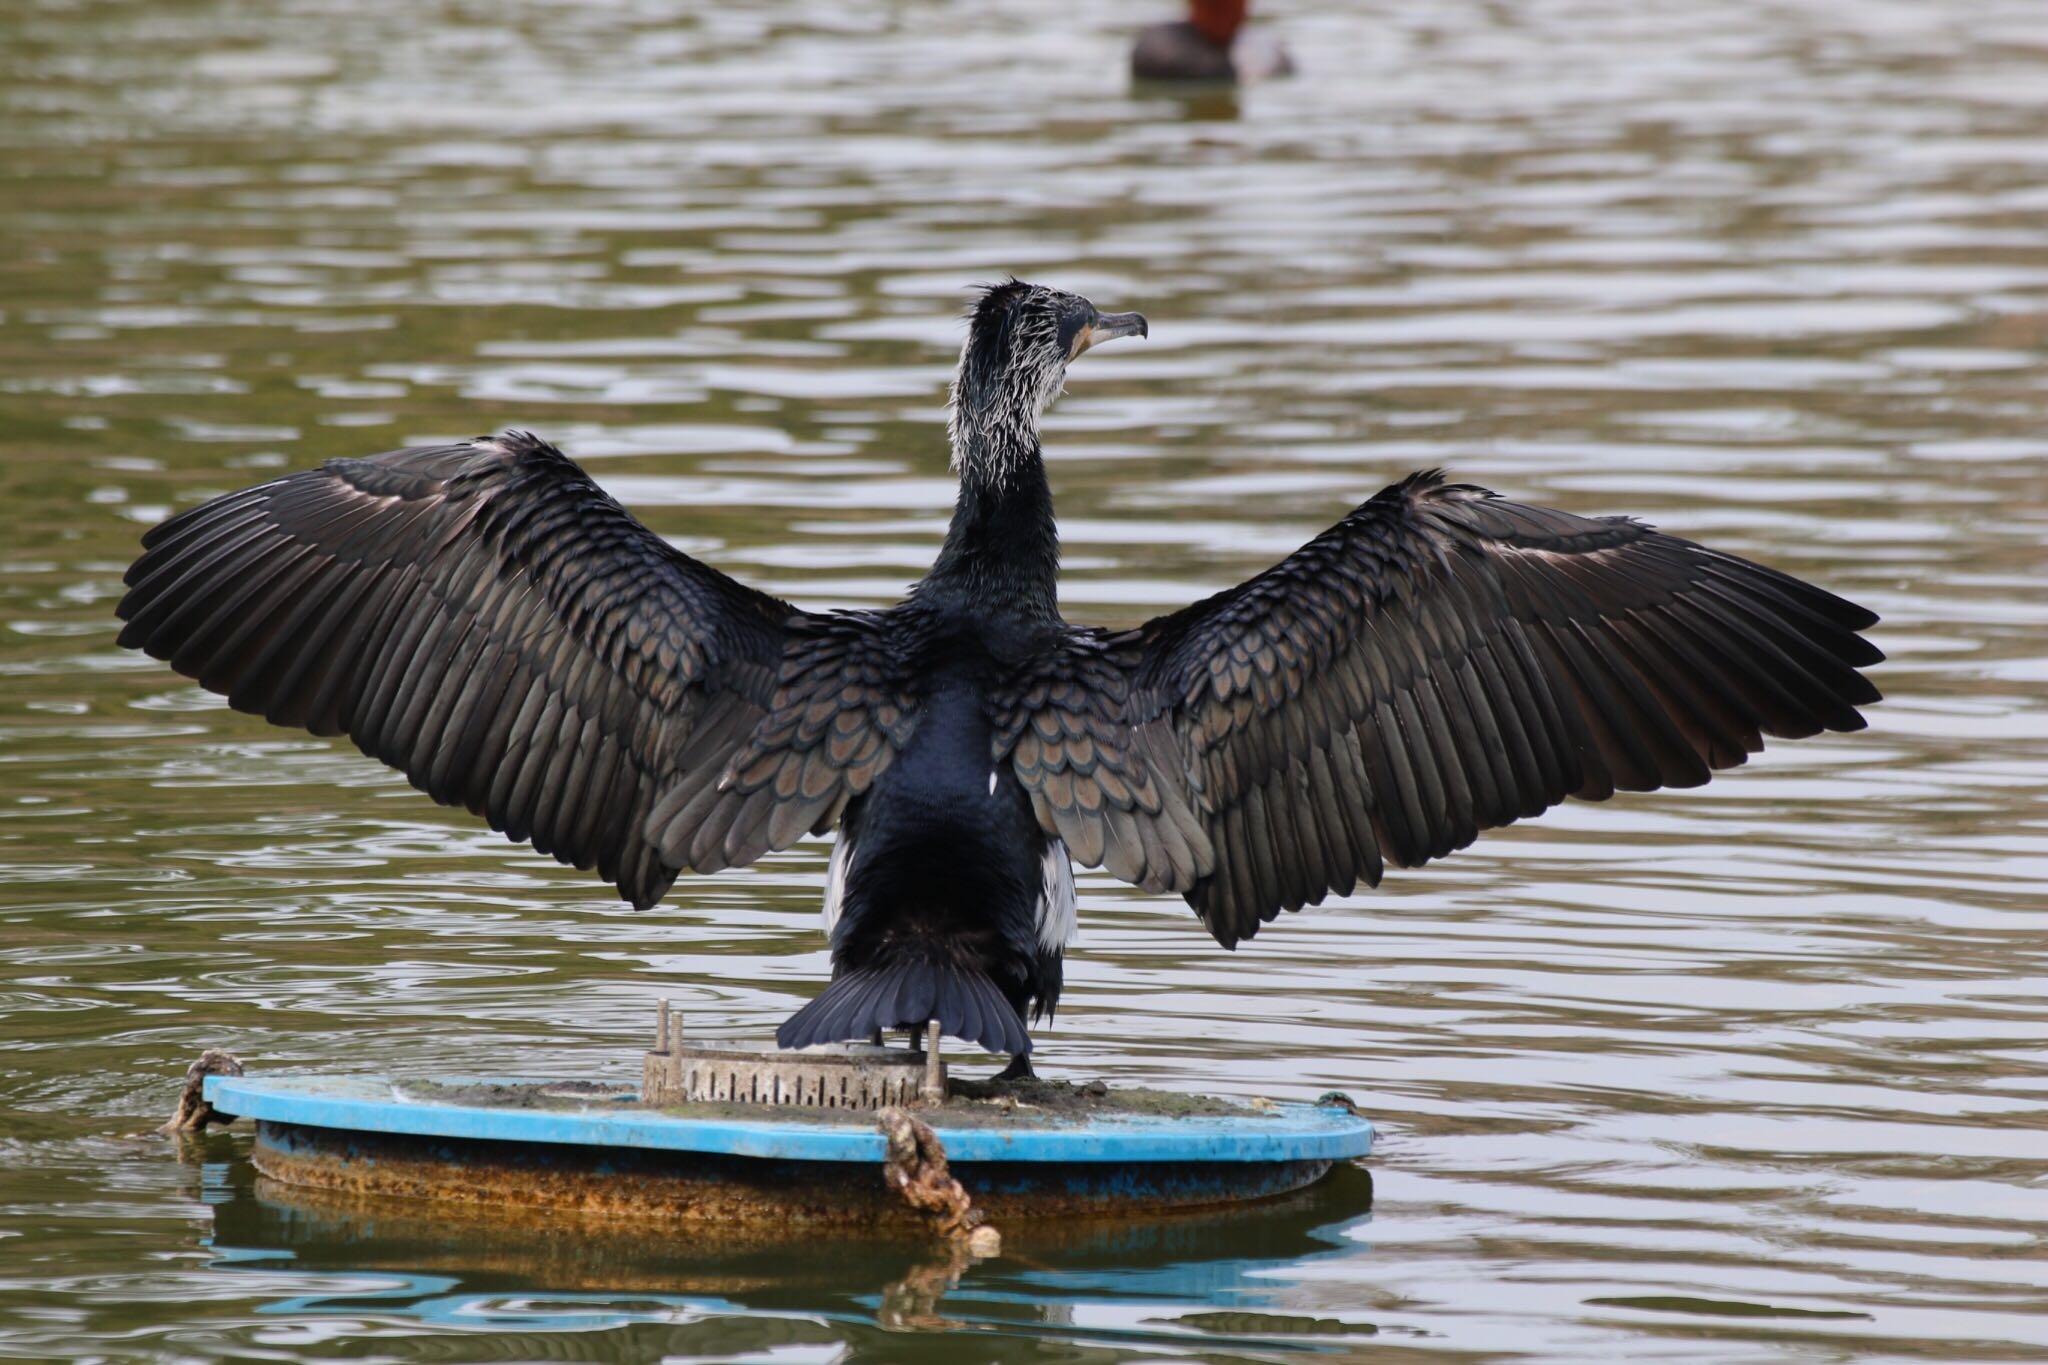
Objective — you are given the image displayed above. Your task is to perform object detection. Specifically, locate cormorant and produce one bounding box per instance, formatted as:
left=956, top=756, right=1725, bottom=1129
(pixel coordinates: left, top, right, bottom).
left=116, top=280, right=1882, bottom=1072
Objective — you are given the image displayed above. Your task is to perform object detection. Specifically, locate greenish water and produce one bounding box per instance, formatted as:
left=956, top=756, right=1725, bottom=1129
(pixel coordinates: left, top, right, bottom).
left=3, top=0, right=2045, bottom=1359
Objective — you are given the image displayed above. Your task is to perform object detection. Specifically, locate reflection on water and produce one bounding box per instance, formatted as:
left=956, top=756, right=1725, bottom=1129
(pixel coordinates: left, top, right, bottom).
left=2, top=0, right=2047, bottom=1359
left=197, top=1151, right=1380, bottom=1355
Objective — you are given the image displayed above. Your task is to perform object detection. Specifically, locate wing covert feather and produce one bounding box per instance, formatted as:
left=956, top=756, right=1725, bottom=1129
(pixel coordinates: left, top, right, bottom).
left=991, top=633, right=1212, bottom=894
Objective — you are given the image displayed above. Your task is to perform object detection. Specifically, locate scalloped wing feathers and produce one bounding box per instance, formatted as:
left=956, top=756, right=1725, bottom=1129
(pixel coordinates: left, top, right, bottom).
left=998, top=473, right=1881, bottom=949
left=116, top=433, right=920, bottom=909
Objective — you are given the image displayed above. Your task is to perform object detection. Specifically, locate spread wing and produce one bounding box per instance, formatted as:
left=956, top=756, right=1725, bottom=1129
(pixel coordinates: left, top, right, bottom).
left=116, top=432, right=916, bottom=908
left=1001, top=472, right=1883, bottom=948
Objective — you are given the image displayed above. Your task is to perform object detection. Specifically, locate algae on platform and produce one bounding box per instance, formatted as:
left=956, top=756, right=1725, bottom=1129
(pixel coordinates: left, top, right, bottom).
left=405, top=1074, right=1259, bottom=1127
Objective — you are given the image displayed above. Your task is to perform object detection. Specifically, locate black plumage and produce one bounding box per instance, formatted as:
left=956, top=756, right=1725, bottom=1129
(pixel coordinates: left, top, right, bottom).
left=117, top=279, right=1882, bottom=1060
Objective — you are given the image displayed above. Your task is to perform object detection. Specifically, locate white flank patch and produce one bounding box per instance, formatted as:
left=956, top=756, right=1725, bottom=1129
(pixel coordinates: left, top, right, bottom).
left=821, top=831, right=855, bottom=939
left=987, top=768, right=998, bottom=797
left=1037, top=838, right=1077, bottom=952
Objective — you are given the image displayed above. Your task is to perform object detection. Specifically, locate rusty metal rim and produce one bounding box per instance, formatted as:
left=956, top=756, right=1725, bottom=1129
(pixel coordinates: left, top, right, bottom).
left=249, top=1119, right=1344, bottom=1226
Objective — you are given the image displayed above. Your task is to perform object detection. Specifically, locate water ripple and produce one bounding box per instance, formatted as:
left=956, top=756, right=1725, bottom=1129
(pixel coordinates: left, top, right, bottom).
left=1, top=0, right=2045, bottom=1359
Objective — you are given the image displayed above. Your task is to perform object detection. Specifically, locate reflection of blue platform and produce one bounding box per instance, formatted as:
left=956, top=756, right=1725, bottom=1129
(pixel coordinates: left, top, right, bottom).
left=206, top=1074, right=1373, bottom=1224
left=202, top=1152, right=1382, bottom=1351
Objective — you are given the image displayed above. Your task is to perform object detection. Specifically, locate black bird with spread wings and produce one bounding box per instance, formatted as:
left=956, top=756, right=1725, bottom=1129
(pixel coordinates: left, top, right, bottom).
left=117, top=280, right=1882, bottom=1069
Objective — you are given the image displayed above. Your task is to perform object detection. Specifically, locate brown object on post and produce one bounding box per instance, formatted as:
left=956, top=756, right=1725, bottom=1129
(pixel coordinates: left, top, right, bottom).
left=161, top=1049, right=244, bottom=1134
left=877, top=1106, right=1001, bottom=1257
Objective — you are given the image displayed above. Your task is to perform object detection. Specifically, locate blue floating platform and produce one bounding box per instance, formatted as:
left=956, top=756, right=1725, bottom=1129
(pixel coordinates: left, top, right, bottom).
left=207, top=1073, right=1373, bottom=1228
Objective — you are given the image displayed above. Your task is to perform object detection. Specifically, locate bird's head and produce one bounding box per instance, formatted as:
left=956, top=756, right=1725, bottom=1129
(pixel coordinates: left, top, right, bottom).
left=948, top=279, right=1147, bottom=479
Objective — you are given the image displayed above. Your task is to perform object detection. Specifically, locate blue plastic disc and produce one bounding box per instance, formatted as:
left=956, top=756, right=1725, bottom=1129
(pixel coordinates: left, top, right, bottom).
left=206, top=1073, right=1374, bottom=1166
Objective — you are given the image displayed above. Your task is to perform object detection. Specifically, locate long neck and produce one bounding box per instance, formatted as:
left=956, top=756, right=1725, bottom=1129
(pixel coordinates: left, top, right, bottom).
left=919, top=408, right=1061, bottom=623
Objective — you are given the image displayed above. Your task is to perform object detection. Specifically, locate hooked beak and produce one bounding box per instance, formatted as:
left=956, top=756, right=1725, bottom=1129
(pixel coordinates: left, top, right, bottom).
left=1070, top=309, right=1149, bottom=358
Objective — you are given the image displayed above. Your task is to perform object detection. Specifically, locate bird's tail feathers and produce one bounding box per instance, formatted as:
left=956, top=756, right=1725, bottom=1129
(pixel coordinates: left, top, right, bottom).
left=776, top=960, right=1029, bottom=1055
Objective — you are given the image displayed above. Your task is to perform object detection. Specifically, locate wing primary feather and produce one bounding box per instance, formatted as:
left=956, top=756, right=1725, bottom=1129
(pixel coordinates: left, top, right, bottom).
left=118, top=436, right=834, bottom=910
left=1094, top=473, right=1878, bottom=943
